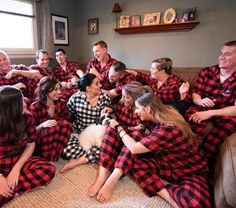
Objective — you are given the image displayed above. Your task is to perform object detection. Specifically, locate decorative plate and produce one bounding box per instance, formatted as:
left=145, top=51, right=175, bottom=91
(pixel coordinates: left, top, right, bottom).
left=163, top=8, right=176, bottom=24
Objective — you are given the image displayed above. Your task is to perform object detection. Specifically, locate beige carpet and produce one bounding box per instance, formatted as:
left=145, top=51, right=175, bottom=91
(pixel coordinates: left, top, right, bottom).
left=4, top=158, right=171, bottom=208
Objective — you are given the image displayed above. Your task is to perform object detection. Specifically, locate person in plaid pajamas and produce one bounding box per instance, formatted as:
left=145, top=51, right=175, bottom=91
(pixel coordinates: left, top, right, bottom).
left=102, top=61, right=135, bottom=103
left=0, top=50, right=30, bottom=96
left=86, top=40, right=117, bottom=89
left=127, top=57, right=191, bottom=115
left=89, top=93, right=211, bottom=208
left=29, top=76, right=72, bottom=162
left=61, top=73, right=112, bottom=173
left=54, top=48, right=81, bottom=101
left=0, top=86, right=55, bottom=206
left=185, top=40, right=236, bottom=161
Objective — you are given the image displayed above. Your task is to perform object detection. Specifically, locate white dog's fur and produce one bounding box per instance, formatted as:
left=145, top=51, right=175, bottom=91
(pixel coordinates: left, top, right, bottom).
left=72, top=115, right=111, bottom=151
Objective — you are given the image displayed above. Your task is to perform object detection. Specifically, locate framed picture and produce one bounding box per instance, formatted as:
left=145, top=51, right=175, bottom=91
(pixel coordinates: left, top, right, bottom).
left=131, top=15, right=141, bottom=27
left=119, top=16, right=130, bottom=28
left=52, top=14, right=69, bottom=45
left=182, top=8, right=196, bottom=21
left=143, top=12, right=161, bottom=26
left=88, top=18, right=99, bottom=34
left=163, top=8, right=176, bottom=24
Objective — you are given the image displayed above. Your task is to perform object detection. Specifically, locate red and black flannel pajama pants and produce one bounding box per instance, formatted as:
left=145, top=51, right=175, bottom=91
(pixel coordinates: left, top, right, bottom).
left=186, top=105, right=236, bottom=160
left=130, top=156, right=211, bottom=208
left=36, top=119, right=72, bottom=161
left=0, top=157, right=55, bottom=206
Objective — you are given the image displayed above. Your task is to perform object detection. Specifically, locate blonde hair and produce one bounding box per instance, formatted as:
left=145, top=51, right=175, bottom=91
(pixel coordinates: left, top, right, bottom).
left=152, top=57, right=173, bottom=75
left=136, top=93, right=196, bottom=143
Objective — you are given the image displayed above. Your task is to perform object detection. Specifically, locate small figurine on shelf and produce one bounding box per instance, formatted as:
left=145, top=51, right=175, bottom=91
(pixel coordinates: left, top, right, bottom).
left=182, top=7, right=197, bottom=22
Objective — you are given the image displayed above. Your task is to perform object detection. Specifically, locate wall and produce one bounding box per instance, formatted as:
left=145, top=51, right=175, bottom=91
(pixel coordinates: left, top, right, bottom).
left=74, top=0, right=236, bottom=69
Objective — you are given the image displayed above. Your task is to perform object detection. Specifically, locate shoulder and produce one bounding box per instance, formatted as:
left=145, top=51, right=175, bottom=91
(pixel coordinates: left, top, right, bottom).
left=200, top=65, right=219, bottom=76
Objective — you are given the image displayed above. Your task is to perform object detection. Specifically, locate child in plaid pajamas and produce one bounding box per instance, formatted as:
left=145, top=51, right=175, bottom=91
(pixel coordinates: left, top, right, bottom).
left=89, top=93, right=211, bottom=208
left=61, top=73, right=111, bottom=173
left=0, top=86, right=55, bottom=206
left=29, top=76, right=72, bottom=161
left=127, top=57, right=191, bottom=115
left=185, top=40, right=236, bottom=161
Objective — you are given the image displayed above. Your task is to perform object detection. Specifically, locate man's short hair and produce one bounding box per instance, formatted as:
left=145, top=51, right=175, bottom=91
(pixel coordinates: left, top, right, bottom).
left=152, top=57, right=173, bottom=75
left=93, top=40, right=107, bottom=49
left=224, top=40, right=236, bottom=47
left=111, top=61, right=126, bottom=73
left=36, top=49, right=48, bottom=60
left=55, top=48, right=66, bottom=54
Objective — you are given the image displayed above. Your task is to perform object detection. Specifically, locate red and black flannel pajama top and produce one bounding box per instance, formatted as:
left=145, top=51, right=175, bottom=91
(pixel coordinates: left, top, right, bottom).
left=54, top=61, right=79, bottom=101
left=185, top=65, right=236, bottom=159
left=29, top=99, right=72, bottom=161
left=0, top=113, right=55, bottom=206
left=86, top=55, right=117, bottom=90
left=130, top=123, right=211, bottom=208
left=135, top=72, right=191, bottom=113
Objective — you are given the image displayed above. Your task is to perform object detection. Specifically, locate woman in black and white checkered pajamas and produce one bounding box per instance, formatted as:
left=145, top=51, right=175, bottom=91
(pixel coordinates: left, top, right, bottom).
left=61, top=73, right=112, bottom=173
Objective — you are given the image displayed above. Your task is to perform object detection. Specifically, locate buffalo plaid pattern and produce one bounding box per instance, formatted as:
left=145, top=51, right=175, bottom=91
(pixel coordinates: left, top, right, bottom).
left=130, top=123, right=211, bottom=207
left=136, top=71, right=191, bottom=104
left=67, top=92, right=111, bottom=133
left=60, top=86, right=79, bottom=102
left=86, top=55, right=117, bottom=75
left=54, top=61, right=79, bottom=82
left=29, top=100, right=72, bottom=161
left=185, top=65, right=236, bottom=159
left=0, top=113, right=55, bottom=206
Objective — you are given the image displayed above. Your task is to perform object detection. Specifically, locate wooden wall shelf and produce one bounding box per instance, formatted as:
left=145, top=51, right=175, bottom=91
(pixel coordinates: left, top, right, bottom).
left=114, top=21, right=200, bottom=34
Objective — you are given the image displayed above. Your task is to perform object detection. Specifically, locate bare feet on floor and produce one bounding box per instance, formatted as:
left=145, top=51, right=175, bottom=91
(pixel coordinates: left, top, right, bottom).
left=60, top=159, right=80, bottom=173
left=96, top=180, right=115, bottom=203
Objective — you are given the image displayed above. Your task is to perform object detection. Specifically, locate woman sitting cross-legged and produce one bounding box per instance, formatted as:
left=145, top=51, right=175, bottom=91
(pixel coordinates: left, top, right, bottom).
left=29, top=76, right=72, bottom=161
left=88, top=93, right=211, bottom=208
left=0, top=86, right=55, bottom=207
left=61, top=73, right=112, bottom=173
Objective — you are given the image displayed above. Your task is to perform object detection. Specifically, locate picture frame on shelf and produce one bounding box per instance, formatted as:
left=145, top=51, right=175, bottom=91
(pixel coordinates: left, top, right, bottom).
left=119, top=15, right=130, bottom=28
left=88, top=18, right=99, bottom=34
left=52, top=14, right=69, bottom=45
left=131, top=15, right=141, bottom=27
left=143, top=12, right=161, bottom=26
left=163, top=8, right=176, bottom=24
left=182, top=8, right=197, bottom=22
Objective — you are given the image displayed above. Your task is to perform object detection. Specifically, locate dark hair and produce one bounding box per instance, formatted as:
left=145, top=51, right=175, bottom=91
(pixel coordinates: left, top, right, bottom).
left=224, top=40, right=236, bottom=47
left=56, top=48, right=66, bottom=54
left=35, top=76, right=59, bottom=107
left=36, top=49, right=48, bottom=60
left=77, top=73, right=96, bottom=91
left=111, top=61, right=126, bottom=73
left=152, top=57, right=173, bottom=75
left=93, top=40, right=107, bottom=49
left=0, top=86, right=26, bottom=145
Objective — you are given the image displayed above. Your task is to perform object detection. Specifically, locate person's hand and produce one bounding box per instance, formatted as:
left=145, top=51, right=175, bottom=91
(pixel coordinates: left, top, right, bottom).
left=89, top=67, right=100, bottom=77
left=101, top=107, right=113, bottom=114
left=14, top=82, right=26, bottom=89
left=128, top=124, right=144, bottom=131
left=199, top=98, right=216, bottom=108
left=0, top=174, right=13, bottom=197
left=42, top=120, right=57, bottom=128
left=109, top=119, right=119, bottom=129
left=76, top=69, right=84, bottom=78
left=126, top=69, right=137, bottom=77
left=189, top=110, right=213, bottom=123
left=60, top=81, right=69, bottom=89
left=5, top=69, right=18, bottom=79
left=71, top=76, right=79, bottom=86
left=179, top=82, right=190, bottom=94
left=7, top=169, right=20, bottom=191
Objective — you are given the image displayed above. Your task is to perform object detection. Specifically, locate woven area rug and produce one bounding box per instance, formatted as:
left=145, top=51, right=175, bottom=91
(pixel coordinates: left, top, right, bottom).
left=4, top=158, right=171, bottom=208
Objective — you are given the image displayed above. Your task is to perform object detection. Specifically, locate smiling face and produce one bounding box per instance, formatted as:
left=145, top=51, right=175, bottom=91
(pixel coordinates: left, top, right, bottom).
left=149, top=62, right=162, bottom=79
left=55, top=51, right=67, bottom=65
left=218, top=45, right=236, bottom=70
left=87, top=77, right=101, bottom=95
left=37, top=52, right=49, bottom=68
left=135, top=101, right=149, bottom=121
left=47, top=82, right=61, bottom=101
left=0, top=52, right=11, bottom=73
left=93, top=45, right=107, bottom=62
left=121, top=90, right=135, bottom=107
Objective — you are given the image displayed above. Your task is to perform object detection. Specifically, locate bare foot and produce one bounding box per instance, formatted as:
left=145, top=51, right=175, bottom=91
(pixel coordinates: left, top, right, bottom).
left=60, top=159, right=80, bottom=173
left=88, top=167, right=109, bottom=198
left=96, top=181, right=115, bottom=203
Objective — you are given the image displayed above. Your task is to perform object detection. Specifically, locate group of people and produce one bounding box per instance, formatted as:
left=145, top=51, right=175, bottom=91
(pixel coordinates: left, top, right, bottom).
left=0, top=39, right=235, bottom=207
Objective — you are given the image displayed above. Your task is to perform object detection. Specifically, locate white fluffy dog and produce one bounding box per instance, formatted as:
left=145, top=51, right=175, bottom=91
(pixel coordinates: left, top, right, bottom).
left=73, top=115, right=111, bottom=151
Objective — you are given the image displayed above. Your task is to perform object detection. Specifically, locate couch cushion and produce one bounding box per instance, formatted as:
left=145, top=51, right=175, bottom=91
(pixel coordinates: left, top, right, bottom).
left=219, top=133, right=236, bottom=207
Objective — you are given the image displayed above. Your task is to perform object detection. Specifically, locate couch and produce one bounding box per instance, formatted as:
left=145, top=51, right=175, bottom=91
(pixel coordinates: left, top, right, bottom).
left=4, top=67, right=235, bottom=208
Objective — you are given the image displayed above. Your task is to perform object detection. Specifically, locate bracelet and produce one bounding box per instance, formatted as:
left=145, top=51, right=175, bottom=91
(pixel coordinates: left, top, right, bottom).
left=114, top=124, right=120, bottom=131
left=118, top=128, right=124, bottom=134
left=121, top=133, right=126, bottom=139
